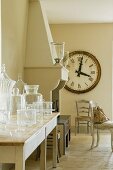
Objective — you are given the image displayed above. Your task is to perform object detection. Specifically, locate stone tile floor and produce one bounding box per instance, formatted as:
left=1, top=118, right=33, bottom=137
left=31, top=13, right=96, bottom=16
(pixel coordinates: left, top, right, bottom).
left=24, top=132, right=113, bottom=170
left=8, top=132, right=113, bottom=170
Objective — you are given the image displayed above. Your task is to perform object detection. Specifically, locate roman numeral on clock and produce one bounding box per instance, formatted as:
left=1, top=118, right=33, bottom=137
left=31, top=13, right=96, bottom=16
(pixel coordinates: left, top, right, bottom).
left=71, top=82, right=74, bottom=86
left=91, top=71, right=95, bottom=74
left=89, top=77, right=93, bottom=81
left=85, top=59, right=88, bottom=63
left=66, top=65, right=70, bottom=69
left=78, top=84, right=81, bottom=88
left=89, top=64, right=93, bottom=67
left=70, top=58, right=75, bottom=63
left=85, top=83, right=88, bottom=86
left=78, top=57, right=81, bottom=62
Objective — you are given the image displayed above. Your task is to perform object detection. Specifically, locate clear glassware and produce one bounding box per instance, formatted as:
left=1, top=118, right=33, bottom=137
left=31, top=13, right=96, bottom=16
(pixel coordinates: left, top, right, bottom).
left=17, top=109, right=36, bottom=127
left=10, top=88, right=25, bottom=115
left=34, top=102, right=43, bottom=125
left=24, top=85, right=43, bottom=106
left=51, top=42, right=65, bottom=64
left=43, top=101, right=53, bottom=115
left=0, top=64, right=15, bottom=112
left=14, top=73, right=25, bottom=94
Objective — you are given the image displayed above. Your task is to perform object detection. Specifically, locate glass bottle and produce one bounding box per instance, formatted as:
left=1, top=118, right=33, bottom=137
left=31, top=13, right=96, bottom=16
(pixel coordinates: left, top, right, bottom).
left=14, top=73, right=25, bottom=94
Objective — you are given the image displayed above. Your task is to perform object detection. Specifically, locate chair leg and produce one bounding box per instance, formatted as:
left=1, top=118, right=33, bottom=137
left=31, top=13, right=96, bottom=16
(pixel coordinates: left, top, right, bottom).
left=57, top=138, right=61, bottom=158
left=90, top=121, right=95, bottom=149
left=96, top=127, right=100, bottom=146
left=91, top=127, right=95, bottom=149
left=110, top=131, right=113, bottom=151
left=77, top=122, right=79, bottom=133
left=87, top=121, right=89, bottom=134
left=75, top=119, right=77, bottom=135
left=90, top=122, right=93, bottom=136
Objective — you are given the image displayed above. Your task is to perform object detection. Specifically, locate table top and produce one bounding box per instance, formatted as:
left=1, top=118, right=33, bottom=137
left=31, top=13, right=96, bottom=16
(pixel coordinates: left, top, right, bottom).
left=0, top=112, right=60, bottom=146
left=57, top=114, right=71, bottom=124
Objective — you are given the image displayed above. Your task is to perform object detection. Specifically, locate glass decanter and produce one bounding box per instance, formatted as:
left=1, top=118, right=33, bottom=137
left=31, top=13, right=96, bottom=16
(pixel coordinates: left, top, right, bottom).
left=0, top=64, right=15, bottom=112
left=14, top=73, right=25, bottom=94
left=0, top=64, right=15, bottom=126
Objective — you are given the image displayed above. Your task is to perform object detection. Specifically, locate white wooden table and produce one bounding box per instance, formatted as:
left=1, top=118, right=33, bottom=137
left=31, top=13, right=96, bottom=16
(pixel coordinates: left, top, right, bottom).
left=0, top=112, right=60, bottom=170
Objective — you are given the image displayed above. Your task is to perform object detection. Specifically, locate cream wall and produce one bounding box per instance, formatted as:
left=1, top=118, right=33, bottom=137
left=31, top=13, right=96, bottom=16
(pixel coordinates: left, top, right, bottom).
left=50, top=24, right=113, bottom=126
left=25, top=0, right=54, bottom=67
left=24, top=1, right=68, bottom=101
left=1, top=0, right=28, bottom=80
left=0, top=0, right=1, bottom=66
left=1, top=0, right=113, bottom=127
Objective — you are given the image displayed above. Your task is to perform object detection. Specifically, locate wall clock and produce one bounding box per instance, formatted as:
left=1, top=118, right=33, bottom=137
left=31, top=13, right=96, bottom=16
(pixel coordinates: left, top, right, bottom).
left=65, top=51, right=101, bottom=94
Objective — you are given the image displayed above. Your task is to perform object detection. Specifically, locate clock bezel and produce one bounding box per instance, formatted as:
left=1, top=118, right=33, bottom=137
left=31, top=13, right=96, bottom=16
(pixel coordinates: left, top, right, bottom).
left=65, top=51, right=101, bottom=94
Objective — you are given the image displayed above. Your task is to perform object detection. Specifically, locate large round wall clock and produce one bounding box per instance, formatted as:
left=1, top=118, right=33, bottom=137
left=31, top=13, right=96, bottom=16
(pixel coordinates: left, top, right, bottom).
left=65, top=51, right=101, bottom=94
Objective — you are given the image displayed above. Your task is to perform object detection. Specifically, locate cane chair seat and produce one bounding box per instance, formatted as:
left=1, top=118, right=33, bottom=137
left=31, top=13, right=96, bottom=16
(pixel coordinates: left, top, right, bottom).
left=90, top=100, right=113, bottom=151
left=95, top=121, right=113, bottom=130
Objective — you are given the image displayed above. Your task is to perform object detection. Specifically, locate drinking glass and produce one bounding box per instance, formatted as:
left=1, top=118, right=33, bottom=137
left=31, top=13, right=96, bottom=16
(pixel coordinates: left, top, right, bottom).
left=43, top=101, right=53, bottom=120
left=0, top=110, right=11, bottom=136
left=34, top=102, right=43, bottom=125
left=17, top=109, right=36, bottom=129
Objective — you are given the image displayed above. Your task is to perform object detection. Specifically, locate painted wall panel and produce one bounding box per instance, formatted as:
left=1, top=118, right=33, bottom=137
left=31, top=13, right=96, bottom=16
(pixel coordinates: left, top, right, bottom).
left=50, top=24, right=113, bottom=125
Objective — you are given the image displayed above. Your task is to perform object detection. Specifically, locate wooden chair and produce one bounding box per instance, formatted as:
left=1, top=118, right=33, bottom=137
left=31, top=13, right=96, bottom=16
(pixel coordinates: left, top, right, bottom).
left=89, top=100, right=113, bottom=151
left=75, top=100, right=91, bottom=135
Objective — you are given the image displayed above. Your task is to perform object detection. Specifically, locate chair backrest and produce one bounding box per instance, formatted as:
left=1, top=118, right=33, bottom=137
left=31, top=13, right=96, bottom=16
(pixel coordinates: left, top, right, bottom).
left=76, top=100, right=90, bottom=117
left=89, top=100, right=97, bottom=121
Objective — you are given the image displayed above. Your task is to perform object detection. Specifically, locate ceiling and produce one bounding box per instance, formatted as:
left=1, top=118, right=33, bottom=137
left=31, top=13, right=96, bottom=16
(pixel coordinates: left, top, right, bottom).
left=43, top=0, right=113, bottom=24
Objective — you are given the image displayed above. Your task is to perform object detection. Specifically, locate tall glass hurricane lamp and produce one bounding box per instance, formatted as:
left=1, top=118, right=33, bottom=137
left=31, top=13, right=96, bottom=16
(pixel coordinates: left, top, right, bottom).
left=51, top=42, right=65, bottom=64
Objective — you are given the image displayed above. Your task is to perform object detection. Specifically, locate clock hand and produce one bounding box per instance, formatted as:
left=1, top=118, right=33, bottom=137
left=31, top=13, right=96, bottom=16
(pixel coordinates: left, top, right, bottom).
left=76, top=56, right=83, bottom=77
left=80, top=71, right=91, bottom=77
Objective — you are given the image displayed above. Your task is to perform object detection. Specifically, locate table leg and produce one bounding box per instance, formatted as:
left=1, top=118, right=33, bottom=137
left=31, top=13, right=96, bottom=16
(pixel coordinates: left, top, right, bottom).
left=15, top=146, right=25, bottom=170
left=40, top=139, right=46, bottom=170
left=66, top=134, right=68, bottom=147
left=69, top=129, right=71, bottom=141
left=52, top=126, right=57, bottom=168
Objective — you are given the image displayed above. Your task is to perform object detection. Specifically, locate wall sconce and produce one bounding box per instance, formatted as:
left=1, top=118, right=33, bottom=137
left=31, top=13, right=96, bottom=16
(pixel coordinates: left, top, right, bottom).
left=51, top=42, right=65, bottom=64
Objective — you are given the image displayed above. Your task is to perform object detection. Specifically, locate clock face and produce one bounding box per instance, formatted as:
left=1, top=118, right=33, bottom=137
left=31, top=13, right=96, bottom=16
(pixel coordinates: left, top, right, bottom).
left=65, top=51, right=101, bottom=94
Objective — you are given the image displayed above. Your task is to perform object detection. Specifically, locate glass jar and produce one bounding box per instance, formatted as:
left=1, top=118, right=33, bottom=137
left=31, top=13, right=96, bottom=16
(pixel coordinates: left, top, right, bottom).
left=24, top=85, right=43, bottom=106
left=24, top=85, right=43, bottom=125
